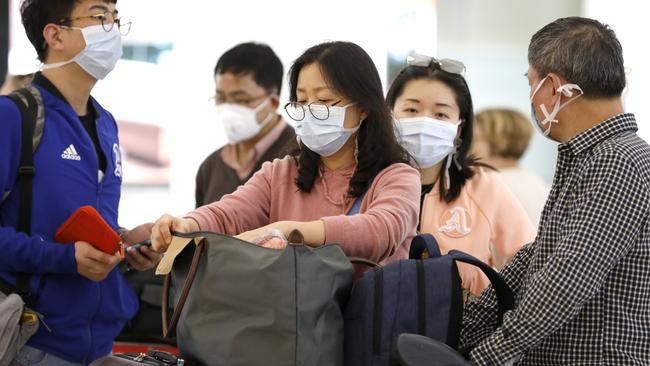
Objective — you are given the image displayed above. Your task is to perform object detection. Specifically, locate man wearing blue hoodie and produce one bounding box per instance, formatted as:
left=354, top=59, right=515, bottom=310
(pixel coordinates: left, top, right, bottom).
left=0, top=1, right=160, bottom=364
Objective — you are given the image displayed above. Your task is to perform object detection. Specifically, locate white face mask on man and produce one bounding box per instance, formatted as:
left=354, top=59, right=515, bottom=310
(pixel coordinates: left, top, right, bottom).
left=294, top=103, right=360, bottom=157
left=530, top=75, right=583, bottom=140
left=396, top=116, right=459, bottom=168
left=42, top=24, right=123, bottom=80
left=216, top=98, right=274, bottom=144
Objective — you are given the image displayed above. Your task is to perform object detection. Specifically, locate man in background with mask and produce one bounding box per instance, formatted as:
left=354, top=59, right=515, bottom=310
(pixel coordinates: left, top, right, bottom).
left=195, top=42, right=297, bottom=207
left=460, top=17, right=650, bottom=365
left=0, top=0, right=159, bottom=364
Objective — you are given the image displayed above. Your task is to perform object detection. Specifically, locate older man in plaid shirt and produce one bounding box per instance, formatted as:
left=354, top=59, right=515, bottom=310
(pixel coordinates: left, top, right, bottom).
left=461, top=17, right=650, bottom=365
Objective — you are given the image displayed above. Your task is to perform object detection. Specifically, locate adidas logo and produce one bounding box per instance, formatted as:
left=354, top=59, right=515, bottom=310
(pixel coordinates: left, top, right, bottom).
left=61, top=144, right=81, bottom=161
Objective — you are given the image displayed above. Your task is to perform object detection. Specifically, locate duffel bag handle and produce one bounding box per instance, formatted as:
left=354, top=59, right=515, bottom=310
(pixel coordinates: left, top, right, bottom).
left=161, top=232, right=206, bottom=338
left=349, top=257, right=380, bottom=268
left=446, top=250, right=514, bottom=325
left=409, top=234, right=442, bottom=260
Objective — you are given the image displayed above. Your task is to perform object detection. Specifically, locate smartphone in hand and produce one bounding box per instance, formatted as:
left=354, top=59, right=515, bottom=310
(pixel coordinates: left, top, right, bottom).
left=127, top=239, right=152, bottom=253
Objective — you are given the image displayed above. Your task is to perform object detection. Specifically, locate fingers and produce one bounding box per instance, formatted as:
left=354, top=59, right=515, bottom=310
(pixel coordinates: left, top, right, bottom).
left=126, top=247, right=153, bottom=271
left=151, top=214, right=175, bottom=253
left=75, top=242, right=121, bottom=282
left=76, top=241, right=116, bottom=265
left=138, top=245, right=162, bottom=263
left=151, top=216, right=199, bottom=254
left=122, top=222, right=155, bottom=245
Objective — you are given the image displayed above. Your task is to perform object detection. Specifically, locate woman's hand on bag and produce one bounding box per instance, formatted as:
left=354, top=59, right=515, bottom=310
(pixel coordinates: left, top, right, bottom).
left=236, top=220, right=325, bottom=247
left=236, top=221, right=291, bottom=244
left=151, top=214, right=199, bottom=253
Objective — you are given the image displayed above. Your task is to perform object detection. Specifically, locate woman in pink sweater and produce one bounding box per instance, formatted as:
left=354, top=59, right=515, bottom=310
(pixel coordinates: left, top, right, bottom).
left=151, top=42, right=420, bottom=266
left=387, top=53, right=536, bottom=295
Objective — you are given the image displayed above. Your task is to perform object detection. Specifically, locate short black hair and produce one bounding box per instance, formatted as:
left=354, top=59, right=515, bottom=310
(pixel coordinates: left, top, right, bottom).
left=20, top=0, right=117, bottom=62
left=529, top=17, right=626, bottom=98
left=288, top=41, right=410, bottom=198
left=214, top=42, right=283, bottom=95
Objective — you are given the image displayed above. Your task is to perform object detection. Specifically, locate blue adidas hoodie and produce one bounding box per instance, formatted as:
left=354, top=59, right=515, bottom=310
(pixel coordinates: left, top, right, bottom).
left=0, top=73, right=138, bottom=364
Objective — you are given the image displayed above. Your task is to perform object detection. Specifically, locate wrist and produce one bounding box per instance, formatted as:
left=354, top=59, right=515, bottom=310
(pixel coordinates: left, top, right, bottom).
left=187, top=218, right=200, bottom=232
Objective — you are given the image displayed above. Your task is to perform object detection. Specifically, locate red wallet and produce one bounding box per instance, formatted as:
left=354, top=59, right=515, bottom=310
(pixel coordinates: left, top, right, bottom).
left=55, top=205, right=124, bottom=257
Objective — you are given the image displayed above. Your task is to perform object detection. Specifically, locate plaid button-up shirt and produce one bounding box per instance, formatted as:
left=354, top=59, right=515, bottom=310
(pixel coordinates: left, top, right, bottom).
left=461, top=113, right=650, bottom=365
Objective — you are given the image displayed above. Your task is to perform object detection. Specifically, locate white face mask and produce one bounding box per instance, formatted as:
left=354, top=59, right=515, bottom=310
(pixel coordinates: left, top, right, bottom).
left=396, top=116, right=459, bottom=168
left=294, top=103, right=360, bottom=157
left=42, top=25, right=123, bottom=80
left=216, top=98, right=274, bottom=144
left=530, top=75, right=583, bottom=139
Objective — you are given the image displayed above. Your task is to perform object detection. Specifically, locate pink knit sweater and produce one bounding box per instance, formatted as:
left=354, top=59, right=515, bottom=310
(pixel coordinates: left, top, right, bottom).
left=186, top=156, right=421, bottom=264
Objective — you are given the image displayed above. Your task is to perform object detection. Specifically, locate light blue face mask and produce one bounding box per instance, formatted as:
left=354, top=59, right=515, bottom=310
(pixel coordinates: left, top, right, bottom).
left=42, top=24, right=123, bottom=80
left=530, top=76, right=583, bottom=140
left=293, top=103, right=360, bottom=157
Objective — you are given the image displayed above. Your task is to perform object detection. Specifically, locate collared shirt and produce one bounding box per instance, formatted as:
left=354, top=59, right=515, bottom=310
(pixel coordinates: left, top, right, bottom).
left=221, top=118, right=288, bottom=180
left=461, top=113, right=650, bottom=365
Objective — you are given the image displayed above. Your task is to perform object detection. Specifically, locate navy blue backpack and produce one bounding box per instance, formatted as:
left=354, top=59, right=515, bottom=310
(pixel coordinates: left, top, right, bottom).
left=344, top=234, right=514, bottom=366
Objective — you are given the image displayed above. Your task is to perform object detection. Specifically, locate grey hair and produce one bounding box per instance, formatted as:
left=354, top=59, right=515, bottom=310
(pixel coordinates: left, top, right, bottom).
left=528, top=17, right=625, bottom=98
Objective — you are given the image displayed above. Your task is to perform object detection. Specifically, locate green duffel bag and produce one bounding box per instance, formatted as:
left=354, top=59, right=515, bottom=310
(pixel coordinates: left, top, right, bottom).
left=160, top=230, right=354, bottom=366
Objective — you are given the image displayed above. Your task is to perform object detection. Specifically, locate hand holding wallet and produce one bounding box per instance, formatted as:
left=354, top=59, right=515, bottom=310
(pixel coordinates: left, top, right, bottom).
left=55, top=206, right=124, bottom=257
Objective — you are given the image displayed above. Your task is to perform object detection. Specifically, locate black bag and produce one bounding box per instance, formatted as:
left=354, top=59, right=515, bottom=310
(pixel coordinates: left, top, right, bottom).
left=391, top=334, right=470, bottom=366
left=344, top=234, right=514, bottom=366
left=0, top=86, right=45, bottom=363
left=95, top=350, right=184, bottom=366
left=116, top=268, right=174, bottom=345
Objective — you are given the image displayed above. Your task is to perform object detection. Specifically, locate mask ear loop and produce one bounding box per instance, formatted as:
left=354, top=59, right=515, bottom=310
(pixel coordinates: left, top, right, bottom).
left=444, top=121, right=463, bottom=189
left=536, top=82, right=583, bottom=136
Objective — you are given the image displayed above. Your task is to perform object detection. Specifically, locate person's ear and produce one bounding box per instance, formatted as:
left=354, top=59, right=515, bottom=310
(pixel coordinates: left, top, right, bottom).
left=269, top=93, right=280, bottom=110
left=42, top=24, right=66, bottom=56
left=359, top=107, right=368, bottom=123
left=547, top=72, right=565, bottom=102
left=456, top=120, right=465, bottom=140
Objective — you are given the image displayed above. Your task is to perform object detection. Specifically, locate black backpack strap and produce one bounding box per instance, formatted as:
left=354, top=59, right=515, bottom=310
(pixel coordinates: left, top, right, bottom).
left=6, top=87, right=42, bottom=308
left=446, top=250, right=515, bottom=325
left=409, top=234, right=442, bottom=259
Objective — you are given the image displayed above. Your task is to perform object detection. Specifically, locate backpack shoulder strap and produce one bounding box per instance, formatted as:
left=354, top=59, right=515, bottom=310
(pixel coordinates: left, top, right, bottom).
left=5, top=86, right=44, bottom=307
left=447, top=250, right=515, bottom=325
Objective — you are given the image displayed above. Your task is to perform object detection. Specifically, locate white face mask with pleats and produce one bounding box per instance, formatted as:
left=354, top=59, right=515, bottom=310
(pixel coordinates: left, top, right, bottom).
left=294, top=103, right=360, bottom=157
left=217, top=98, right=274, bottom=144
left=42, top=25, right=123, bottom=80
left=396, top=116, right=459, bottom=168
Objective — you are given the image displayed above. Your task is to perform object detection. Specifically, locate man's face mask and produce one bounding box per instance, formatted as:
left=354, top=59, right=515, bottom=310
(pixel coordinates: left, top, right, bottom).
left=530, top=75, right=583, bottom=140
left=216, top=98, right=274, bottom=144
left=42, top=24, right=123, bottom=80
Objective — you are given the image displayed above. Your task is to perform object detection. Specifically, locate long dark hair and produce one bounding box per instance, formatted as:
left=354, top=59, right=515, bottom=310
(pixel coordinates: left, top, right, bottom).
left=386, top=64, right=488, bottom=203
left=289, top=41, right=410, bottom=197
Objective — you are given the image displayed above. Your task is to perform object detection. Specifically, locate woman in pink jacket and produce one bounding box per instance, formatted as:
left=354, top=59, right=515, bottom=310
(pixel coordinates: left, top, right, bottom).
left=387, top=53, right=536, bottom=296
left=151, top=42, right=420, bottom=267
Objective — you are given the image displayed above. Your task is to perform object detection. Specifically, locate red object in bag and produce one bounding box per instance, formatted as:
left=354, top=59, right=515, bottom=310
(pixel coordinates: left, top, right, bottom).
left=55, top=205, right=124, bottom=257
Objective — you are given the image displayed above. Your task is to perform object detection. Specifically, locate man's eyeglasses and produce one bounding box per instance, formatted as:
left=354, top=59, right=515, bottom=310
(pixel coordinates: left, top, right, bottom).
left=284, top=101, right=340, bottom=121
left=57, top=12, right=132, bottom=36
left=209, top=93, right=268, bottom=108
left=407, top=51, right=466, bottom=77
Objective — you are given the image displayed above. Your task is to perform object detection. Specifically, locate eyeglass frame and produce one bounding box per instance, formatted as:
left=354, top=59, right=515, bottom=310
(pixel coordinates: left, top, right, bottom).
left=55, top=11, right=132, bottom=35
left=283, top=100, right=345, bottom=121
left=406, top=51, right=466, bottom=77
left=209, top=93, right=270, bottom=108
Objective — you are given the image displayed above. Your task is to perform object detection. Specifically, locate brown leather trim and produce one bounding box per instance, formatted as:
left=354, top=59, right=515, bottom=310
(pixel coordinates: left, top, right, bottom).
left=162, top=239, right=205, bottom=338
